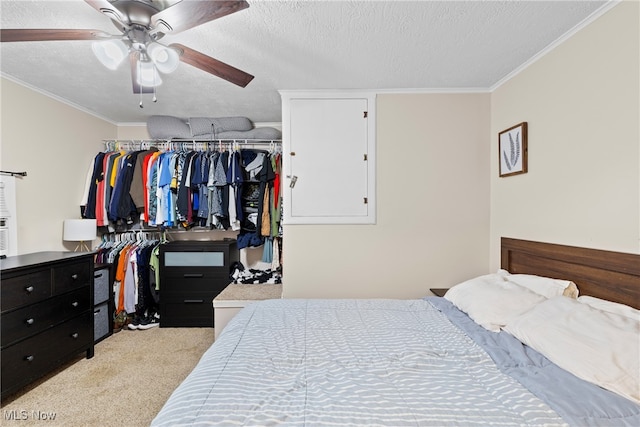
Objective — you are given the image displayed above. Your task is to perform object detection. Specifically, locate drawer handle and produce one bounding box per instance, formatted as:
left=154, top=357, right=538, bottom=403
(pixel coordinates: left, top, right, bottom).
left=26, top=318, right=35, bottom=325
left=71, top=333, right=79, bottom=339
left=71, top=301, right=79, bottom=307
left=95, top=272, right=103, bottom=278
left=94, top=309, right=101, bottom=315
left=25, top=355, right=35, bottom=362
left=184, top=299, right=204, bottom=303
left=183, top=273, right=204, bottom=278
left=25, top=285, right=34, bottom=293
left=71, top=274, right=79, bottom=280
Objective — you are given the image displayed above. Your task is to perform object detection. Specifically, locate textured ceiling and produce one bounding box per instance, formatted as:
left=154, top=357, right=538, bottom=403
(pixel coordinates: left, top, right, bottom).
left=0, top=0, right=610, bottom=124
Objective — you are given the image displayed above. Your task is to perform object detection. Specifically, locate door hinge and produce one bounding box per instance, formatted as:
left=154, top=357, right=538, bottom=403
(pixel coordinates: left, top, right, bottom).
left=364, top=197, right=368, bottom=204
left=363, top=111, right=368, bottom=118
left=363, top=154, right=368, bottom=161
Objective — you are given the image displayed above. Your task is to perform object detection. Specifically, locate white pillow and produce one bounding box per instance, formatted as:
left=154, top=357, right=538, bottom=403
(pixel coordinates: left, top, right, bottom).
left=504, top=297, right=640, bottom=404
left=444, top=273, right=546, bottom=332
left=498, top=269, right=579, bottom=299
left=577, top=295, right=640, bottom=320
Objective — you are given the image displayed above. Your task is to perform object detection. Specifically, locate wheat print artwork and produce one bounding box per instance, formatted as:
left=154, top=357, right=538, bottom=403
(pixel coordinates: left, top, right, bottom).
left=499, top=122, right=528, bottom=177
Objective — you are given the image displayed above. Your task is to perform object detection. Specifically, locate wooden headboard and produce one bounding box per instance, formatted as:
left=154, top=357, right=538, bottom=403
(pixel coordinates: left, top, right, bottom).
left=501, top=237, right=640, bottom=309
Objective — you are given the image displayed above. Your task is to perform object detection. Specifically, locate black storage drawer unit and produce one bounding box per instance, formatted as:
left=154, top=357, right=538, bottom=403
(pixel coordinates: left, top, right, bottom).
left=1, top=252, right=94, bottom=401
left=159, top=240, right=238, bottom=327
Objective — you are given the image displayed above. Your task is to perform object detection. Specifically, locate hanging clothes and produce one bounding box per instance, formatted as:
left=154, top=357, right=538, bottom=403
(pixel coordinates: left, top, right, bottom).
left=84, top=141, right=282, bottom=235
left=95, top=232, right=161, bottom=318
left=227, top=149, right=244, bottom=230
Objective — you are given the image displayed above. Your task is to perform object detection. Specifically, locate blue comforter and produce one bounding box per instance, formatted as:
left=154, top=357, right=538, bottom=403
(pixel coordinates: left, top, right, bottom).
left=428, top=297, right=640, bottom=426
left=152, top=298, right=640, bottom=426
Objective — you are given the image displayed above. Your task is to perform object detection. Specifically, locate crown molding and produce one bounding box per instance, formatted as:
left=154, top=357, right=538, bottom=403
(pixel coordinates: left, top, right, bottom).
left=1, top=72, right=118, bottom=125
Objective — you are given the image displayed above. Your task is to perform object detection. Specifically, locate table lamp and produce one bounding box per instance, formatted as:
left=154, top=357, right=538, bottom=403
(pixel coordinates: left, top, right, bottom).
left=63, top=219, right=97, bottom=252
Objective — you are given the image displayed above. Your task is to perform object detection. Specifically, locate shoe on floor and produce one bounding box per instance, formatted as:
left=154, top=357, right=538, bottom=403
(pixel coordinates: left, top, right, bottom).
left=128, top=316, right=142, bottom=330
left=138, top=315, right=160, bottom=330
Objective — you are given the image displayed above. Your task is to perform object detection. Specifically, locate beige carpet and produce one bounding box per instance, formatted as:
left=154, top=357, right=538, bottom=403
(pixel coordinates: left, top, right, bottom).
left=1, top=327, right=214, bottom=426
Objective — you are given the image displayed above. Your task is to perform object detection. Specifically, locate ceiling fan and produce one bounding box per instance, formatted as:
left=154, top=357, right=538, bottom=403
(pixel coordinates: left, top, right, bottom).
left=1, top=0, right=254, bottom=99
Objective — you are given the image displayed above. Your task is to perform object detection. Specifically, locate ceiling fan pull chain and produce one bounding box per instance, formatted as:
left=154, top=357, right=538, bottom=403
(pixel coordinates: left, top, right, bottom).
left=153, top=76, right=158, bottom=103
left=139, top=59, right=144, bottom=108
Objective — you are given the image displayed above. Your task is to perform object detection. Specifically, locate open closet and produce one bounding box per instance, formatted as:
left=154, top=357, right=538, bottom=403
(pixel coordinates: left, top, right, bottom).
left=81, top=138, right=282, bottom=330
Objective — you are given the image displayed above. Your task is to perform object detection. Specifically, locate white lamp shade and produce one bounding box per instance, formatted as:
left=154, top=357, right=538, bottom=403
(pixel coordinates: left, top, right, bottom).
left=92, top=39, right=128, bottom=70
left=147, top=42, right=180, bottom=74
left=63, top=219, right=97, bottom=242
left=137, top=59, right=163, bottom=87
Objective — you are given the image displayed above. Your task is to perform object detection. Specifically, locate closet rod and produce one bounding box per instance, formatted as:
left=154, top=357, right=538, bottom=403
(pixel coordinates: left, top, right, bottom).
left=0, top=170, right=27, bottom=177
left=102, top=138, right=281, bottom=144
left=102, top=138, right=282, bottom=152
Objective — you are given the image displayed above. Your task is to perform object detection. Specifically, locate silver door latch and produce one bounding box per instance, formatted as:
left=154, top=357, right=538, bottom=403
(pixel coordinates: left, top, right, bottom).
left=289, top=175, right=298, bottom=188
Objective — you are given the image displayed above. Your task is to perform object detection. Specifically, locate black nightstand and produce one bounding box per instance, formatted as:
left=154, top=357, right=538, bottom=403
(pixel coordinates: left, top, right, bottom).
left=430, top=288, right=449, bottom=297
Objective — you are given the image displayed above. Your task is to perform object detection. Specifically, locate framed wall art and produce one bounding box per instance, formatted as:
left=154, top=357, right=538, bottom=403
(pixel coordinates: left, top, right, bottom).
left=498, top=122, right=528, bottom=177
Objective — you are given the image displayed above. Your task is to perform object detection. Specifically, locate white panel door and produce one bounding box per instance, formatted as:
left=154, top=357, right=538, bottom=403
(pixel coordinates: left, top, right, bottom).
left=281, top=92, right=375, bottom=224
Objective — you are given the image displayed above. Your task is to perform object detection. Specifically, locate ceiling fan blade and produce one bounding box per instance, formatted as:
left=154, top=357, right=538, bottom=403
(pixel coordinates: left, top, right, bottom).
left=170, top=43, right=254, bottom=88
left=84, top=0, right=126, bottom=24
left=130, top=52, right=154, bottom=94
left=0, top=29, right=108, bottom=42
left=151, top=0, right=249, bottom=34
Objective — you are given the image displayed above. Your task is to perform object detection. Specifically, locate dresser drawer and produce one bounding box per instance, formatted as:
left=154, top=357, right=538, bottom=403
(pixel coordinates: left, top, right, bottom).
left=160, top=296, right=214, bottom=327
left=53, top=260, right=92, bottom=295
left=1, top=287, right=91, bottom=348
left=160, top=241, right=238, bottom=272
left=1, top=270, right=51, bottom=312
left=1, top=312, right=92, bottom=396
left=161, top=252, right=232, bottom=278
left=161, top=273, right=230, bottom=295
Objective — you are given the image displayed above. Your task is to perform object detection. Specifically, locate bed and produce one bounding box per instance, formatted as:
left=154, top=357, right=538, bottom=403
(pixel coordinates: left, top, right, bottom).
left=151, top=238, right=640, bottom=426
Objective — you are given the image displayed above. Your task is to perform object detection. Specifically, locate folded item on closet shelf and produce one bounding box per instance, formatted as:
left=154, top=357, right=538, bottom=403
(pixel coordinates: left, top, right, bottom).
left=242, top=183, right=261, bottom=203
left=212, top=128, right=282, bottom=140
left=147, top=115, right=282, bottom=141
left=189, top=117, right=253, bottom=136
left=147, top=115, right=191, bottom=139
left=241, top=213, right=259, bottom=232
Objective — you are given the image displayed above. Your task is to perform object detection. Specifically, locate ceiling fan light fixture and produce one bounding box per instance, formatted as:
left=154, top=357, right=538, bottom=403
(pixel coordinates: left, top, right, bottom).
left=91, top=39, right=128, bottom=70
left=137, top=58, right=162, bottom=87
left=147, top=42, right=180, bottom=74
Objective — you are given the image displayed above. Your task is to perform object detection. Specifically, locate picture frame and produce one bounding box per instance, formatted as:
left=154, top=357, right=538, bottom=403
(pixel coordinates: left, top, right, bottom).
left=498, top=122, right=528, bottom=177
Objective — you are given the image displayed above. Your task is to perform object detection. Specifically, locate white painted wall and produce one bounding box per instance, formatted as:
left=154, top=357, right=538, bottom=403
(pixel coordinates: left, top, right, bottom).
left=117, top=124, right=150, bottom=140
left=489, top=0, right=640, bottom=268
left=283, top=93, right=491, bottom=298
left=0, top=78, right=115, bottom=254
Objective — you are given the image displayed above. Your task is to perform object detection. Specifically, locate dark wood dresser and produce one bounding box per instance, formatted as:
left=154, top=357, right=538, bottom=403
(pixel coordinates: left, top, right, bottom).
left=159, top=240, right=239, bottom=327
left=1, top=252, right=95, bottom=400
